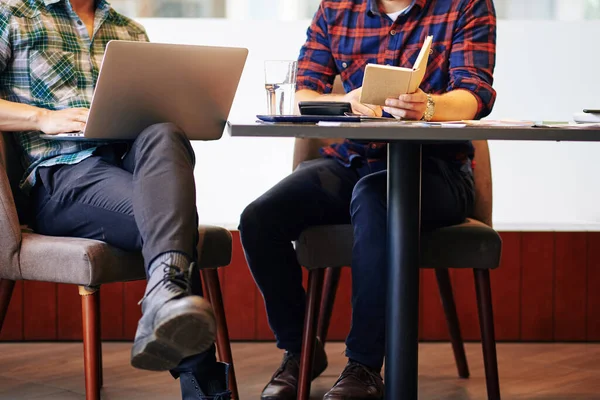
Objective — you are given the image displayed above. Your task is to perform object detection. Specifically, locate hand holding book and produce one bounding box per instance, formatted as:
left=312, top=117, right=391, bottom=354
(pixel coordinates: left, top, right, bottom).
left=342, top=87, right=383, bottom=117
left=383, top=89, right=428, bottom=120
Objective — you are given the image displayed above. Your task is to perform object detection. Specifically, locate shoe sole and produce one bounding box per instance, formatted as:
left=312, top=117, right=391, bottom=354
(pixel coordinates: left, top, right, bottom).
left=130, top=296, right=216, bottom=371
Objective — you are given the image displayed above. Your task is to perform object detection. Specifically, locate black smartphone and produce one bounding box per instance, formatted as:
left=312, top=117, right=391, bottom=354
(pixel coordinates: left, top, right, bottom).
left=583, top=109, right=600, bottom=114
left=298, top=101, right=352, bottom=116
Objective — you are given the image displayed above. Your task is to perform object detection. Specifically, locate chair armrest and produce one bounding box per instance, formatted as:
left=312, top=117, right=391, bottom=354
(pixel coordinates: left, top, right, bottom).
left=472, top=140, right=493, bottom=227
left=292, top=138, right=344, bottom=170
left=0, top=135, right=23, bottom=279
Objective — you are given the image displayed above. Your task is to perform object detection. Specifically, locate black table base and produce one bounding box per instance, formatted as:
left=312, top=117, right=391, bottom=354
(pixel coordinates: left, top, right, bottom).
left=385, top=142, right=422, bottom=400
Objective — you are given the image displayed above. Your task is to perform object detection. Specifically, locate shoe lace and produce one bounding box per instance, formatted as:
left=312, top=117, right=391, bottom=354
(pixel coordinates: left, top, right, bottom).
left=272, top=352, right=298, bottom=379
left=337, top=361, right=379, bottom=386
left=138, top=262, right=193, bottom=305
left=204, top=391, right=232, bottom=400
left=186, top=374, right=232, bottom=400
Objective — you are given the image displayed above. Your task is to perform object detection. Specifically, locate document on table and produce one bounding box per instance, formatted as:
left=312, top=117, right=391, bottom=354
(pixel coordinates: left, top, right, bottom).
left=316, top=119, right=537, bottom=128
left=461, top=119, right=534, bottom=127
left=532, top=122, right=600, bottom=128
left=316, top=120, right=467, bottom=128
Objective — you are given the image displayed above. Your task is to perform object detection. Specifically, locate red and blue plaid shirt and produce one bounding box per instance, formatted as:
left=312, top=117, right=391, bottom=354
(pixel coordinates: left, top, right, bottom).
left=297, top=0, right=497, bottom=168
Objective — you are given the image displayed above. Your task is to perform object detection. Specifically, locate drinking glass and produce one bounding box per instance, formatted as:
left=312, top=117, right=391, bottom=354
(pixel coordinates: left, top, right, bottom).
left=264, top=60, right=298, bottom=115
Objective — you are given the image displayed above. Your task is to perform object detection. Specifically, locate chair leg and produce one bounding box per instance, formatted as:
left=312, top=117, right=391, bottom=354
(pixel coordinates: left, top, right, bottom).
left=80, top=286, right=101, bottom=400
left=317, top=267, right=342, bottom=345
left=474, top=270, right=501, bottom=400
left=95, top=289, right=103, bottom=388
left=434, top=268, right=470, bottom=379
left=0, top=279, right=16, bottom=333
left=201, top=269, right=239, bottom=400
left=298, top=269, right=325, bottom=400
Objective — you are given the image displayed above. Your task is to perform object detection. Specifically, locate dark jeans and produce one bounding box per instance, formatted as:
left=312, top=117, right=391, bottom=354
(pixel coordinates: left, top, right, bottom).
left=239, top=156, right=474, bottom=370
left=31, top=122, right=214, bottom=377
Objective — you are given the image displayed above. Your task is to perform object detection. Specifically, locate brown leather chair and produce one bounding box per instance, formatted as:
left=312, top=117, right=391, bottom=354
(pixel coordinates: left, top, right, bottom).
left=292, top=87, right=501, bottom=399
left=0, top=132, right=239, bottom=400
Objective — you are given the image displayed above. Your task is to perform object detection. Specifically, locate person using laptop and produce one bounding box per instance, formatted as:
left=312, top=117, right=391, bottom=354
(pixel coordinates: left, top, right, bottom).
left=0, top=1, right=229, bottom=398
left=239, top=0, right=496, bottom=398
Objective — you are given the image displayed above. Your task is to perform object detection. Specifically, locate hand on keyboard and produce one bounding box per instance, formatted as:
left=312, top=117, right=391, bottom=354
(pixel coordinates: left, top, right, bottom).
left=36, top=108, right=89, bottom=135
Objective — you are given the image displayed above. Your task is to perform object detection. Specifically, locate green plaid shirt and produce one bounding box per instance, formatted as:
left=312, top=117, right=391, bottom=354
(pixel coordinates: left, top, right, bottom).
left=0, top=0, right=148, bottom=192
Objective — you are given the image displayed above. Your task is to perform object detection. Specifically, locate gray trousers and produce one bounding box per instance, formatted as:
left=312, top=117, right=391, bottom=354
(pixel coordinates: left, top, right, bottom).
left=32, top=122, right=199, bottom=270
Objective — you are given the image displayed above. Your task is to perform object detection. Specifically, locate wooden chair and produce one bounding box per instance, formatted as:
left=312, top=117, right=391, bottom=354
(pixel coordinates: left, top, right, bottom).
left=291, top=95, right=502, bottom=399
left=0, top=132, right=239, bottom=400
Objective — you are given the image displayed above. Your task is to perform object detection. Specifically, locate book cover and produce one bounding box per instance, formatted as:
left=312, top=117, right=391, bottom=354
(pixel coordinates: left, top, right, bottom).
left=359, top=35, right=433, bottom=106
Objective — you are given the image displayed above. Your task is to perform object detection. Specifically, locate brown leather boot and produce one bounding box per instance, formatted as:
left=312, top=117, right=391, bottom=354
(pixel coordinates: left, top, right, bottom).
left=323, top=360, right=384, bottom=400
left=261, top=339, right=328, bottom=400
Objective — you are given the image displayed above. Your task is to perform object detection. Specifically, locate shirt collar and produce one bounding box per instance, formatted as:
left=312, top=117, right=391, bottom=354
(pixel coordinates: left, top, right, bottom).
left=42, top=0, right=112, bottom=10
left=367, top=0, right=425, bottom=17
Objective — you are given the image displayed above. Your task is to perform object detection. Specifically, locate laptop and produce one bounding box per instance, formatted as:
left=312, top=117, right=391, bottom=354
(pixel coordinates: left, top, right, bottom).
left=41, top=41, right=248, bottom=141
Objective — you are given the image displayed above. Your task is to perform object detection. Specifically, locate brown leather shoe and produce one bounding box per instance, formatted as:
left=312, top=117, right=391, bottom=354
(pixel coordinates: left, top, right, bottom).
left=261, top=339, right=328, bottom=400
left=323, top=360, right=384, bottom=400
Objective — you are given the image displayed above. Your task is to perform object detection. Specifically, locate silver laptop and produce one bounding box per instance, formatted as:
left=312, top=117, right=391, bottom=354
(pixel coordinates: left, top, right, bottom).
left=42, top=41, right=248, bottom=141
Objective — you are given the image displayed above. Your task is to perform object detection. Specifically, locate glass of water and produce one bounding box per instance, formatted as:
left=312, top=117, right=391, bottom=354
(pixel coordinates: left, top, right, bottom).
left=264, top=60, right=298, bottom=115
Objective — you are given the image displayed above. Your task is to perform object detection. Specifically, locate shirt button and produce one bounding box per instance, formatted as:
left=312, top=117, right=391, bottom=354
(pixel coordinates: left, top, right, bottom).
left=77, top=20, right=83, bottom=25
left=342, top=62, right=348, bottom=68
left=390, top=30, right=397, bottom=36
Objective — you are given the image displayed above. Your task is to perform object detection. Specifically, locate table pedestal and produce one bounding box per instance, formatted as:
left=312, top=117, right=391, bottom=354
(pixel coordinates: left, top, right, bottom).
left=385, top=142, right=422, bottom=400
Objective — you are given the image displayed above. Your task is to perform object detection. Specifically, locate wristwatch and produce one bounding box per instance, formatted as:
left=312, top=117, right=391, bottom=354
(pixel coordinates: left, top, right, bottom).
left=421, top=93, right=436, bottom=122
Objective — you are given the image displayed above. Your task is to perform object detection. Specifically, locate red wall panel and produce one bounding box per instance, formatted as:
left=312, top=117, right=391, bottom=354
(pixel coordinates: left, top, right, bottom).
left=520, top=232, right=555, bottom=341
left=492, top=232, right=521, bottom=340
left=123, top=280, right=145, bottom=339
left=587, top=232, right=600, bottom=340
left=57, top=284, right=82, bottom=340
left=0, top=281, right=23, bottom=340
left=2, top=230, right=600, bottom=343
left=100, top=282, right=125, bottom=340
left=420, top=269, right=448, bottom=340
left=23, top=281, right=57, bottom=340
left=554, top=233, right=588, bottom=341
left=450, top=269, right=480, bottom=341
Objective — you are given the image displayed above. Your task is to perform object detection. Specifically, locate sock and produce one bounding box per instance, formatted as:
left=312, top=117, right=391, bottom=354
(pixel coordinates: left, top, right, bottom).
left=148, top=251, right=191, bottom=276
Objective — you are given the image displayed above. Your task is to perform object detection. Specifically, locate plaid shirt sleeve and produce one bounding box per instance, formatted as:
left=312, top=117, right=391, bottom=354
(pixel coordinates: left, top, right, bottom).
left=0, top=7, right=10, bottom=73
left=448, top=0, right=497, bottom=119
left=296, top=3, right=337, bottom=94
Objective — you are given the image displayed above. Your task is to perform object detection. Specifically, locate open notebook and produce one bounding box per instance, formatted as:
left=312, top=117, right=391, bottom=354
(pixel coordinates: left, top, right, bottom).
left=359, top=35, right=433, bottom=106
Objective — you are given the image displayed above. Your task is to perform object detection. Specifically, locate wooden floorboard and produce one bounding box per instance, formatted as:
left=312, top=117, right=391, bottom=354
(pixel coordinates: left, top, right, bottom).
left=1, top=342, right=600, bottom=399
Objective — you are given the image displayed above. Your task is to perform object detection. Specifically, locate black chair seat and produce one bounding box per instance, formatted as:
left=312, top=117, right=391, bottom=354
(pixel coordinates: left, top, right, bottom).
left=295, top=218, right=502, bottom=270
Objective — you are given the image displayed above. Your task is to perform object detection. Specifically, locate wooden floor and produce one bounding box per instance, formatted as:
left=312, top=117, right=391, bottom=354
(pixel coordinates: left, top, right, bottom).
left=1, top=342, right=600, bottom=399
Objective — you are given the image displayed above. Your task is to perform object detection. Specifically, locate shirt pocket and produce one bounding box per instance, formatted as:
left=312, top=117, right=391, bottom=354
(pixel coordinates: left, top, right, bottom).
left=28, top=50, right=78, bottom=107
left=334, top=57, right=369, bottom=91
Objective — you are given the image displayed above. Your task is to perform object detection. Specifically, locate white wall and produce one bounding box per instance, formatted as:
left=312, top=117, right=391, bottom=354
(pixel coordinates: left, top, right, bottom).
left=138, top=18, right=600, bottom=231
